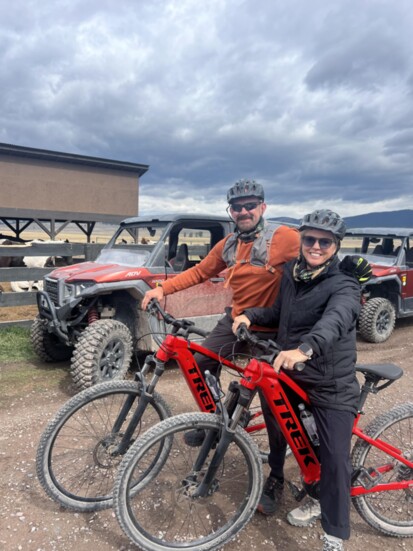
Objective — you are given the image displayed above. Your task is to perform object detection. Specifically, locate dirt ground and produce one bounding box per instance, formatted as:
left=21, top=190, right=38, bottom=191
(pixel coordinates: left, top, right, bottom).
left=1, top=321, right=413, bottom=551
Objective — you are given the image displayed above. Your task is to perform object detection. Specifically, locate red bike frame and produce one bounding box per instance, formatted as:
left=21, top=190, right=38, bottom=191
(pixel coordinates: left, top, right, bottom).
left=150, top=333, right=265, bottom=435
left=239, top=356, right=413, bottom=495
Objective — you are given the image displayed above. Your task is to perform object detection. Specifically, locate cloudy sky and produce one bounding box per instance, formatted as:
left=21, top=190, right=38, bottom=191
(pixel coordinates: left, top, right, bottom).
left=1, top=0, right=413, bottom=219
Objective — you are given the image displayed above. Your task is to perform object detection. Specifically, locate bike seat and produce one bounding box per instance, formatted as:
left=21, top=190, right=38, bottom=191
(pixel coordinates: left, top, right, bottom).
left=355, top=363, right=403, bottom=381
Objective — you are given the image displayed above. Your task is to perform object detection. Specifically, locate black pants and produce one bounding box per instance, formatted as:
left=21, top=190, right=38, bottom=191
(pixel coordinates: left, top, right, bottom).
left=262, top=398, right=354, bottom=540
left=194, top=308, right=276, bottom=377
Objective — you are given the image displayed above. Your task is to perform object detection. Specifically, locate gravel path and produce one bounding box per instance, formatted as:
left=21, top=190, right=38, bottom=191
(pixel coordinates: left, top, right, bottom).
left=1, top=321, right=413, bottom=551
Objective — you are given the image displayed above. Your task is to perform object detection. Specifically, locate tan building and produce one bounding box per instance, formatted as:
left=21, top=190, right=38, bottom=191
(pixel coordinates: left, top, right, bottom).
left=0, top=142, right=149, bottom=241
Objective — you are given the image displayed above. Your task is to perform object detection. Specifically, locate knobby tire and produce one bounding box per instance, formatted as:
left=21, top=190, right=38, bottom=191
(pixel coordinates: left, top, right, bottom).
left=36, top=380, right=171, bottom=512
left=351, top=402, right=413, bottom=536
left=114, top=412, right=264, bottom=551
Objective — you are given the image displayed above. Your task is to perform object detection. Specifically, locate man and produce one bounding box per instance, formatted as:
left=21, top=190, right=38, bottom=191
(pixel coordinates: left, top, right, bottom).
left=142, top=179, right=300, bottom=386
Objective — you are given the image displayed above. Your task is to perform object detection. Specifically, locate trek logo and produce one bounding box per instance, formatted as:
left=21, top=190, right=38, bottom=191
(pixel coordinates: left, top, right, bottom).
left=188, top=366, right=215, bottom=412
left=273, top=392, right=317, bottom=467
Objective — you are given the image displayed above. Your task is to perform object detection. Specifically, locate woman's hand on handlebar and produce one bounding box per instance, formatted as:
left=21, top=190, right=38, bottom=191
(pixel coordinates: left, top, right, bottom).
left=232, top=314, right=251, bottom=335
left=273, top=349, right=308, bottom=373
left=142, top=286, right=164, bottom=311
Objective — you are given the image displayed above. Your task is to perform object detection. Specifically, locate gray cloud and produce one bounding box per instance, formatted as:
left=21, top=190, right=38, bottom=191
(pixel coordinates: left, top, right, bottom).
left=1, top=0, right=413, bottom=218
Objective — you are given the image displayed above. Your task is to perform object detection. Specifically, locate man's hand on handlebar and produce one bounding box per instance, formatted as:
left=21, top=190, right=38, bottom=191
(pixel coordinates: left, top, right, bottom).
left=232, top=314, right=251, bottom=335
left=273, top=349, right=309, bottom=373
left=142, top=286, right=164, bottom=311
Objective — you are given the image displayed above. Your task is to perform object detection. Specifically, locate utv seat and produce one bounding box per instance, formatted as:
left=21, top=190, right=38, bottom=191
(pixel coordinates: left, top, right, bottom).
left=172, top=243, right=191, bottom=272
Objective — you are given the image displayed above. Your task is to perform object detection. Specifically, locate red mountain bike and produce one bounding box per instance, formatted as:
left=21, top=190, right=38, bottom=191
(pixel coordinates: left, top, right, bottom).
left=113, top=325, right=413, bottom=551
left=36, top=301, right=269, bottom=511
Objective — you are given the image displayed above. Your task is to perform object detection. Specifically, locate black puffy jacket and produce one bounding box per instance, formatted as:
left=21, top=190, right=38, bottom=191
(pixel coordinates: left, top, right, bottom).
left=244, top=256, right=361, bottom=414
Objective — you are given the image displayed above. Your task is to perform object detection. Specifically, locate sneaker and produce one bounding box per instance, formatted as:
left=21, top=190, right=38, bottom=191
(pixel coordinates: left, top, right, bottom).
left=256, top=476, right=284, bottom=515
left=183, top=429, right=206, bottom=447
left=322, top=534, right=344, bottom=551
left=287, top=497, right=321, bottom=526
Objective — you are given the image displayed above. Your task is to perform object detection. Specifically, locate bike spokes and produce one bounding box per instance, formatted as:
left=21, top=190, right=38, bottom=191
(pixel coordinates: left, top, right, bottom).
left=352, top=403, right=413, bottom=536
left=115, top=413, right=263, bottom=551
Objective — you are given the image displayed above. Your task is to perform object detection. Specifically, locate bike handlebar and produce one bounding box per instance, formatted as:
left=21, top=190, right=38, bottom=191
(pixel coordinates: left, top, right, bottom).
left=147, top=299, right=209, bottom=338
left=236, top=323, right=306, bottom=371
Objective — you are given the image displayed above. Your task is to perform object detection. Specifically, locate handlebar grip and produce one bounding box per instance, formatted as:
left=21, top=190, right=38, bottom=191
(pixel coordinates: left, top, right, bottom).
left=192, top=327, right=209, bottom=338
left=148, top=298, right=176, bottom=324
left=295, top=362, right=306, bottom=372
left=236, top=323, right=252, bottom=342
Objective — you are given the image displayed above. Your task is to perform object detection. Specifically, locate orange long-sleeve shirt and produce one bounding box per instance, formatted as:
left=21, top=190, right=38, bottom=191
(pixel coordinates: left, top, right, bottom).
left=162, top=225, right=300, bottom=321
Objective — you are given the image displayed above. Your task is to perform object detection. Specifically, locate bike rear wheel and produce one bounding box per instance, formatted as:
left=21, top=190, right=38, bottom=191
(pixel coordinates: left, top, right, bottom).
left=114, top=412, right=263, bottom=551
left=36, top=380, right=171, bottom=512
left=351, top=402, right=413, bottom=536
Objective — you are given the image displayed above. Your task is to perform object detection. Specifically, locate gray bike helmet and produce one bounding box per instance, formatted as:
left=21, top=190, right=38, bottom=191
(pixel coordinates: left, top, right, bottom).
left=227, top=179, right=264, bottom=204
left=299, top=209, right=347, bottom=240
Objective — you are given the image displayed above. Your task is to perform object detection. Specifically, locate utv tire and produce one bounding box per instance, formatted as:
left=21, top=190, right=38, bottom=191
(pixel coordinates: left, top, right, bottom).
left=358, top=297, right=396, bottom=343
left=30, top=316, right=73, bottom=362
left=70, top=319, right=133, bottom=391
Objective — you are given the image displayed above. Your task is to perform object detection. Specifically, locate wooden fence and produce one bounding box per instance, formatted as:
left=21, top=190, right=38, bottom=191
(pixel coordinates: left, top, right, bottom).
left=0, top=242, right=105, bottom=328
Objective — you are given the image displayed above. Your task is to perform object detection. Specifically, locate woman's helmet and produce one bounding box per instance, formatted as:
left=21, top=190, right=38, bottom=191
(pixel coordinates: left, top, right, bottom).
left=299, top=209, right=346, bottom=240
left=227, top=179, right=264, bottom=204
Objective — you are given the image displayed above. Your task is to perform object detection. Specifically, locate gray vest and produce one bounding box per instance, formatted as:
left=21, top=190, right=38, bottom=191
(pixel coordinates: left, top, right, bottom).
left=222, top=224, right=280, bottom=274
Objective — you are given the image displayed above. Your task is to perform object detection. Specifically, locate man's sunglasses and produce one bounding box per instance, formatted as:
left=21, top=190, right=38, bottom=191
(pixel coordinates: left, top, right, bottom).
left=302, top=235, right=335, bottom=249
left=230, top=201, right=261, bottom=213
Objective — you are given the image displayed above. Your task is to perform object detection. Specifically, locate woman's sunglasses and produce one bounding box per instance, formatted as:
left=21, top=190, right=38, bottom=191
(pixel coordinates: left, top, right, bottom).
left=302, top=235, right=335, bottom=249
left=230, top=201, right=261, bottom=213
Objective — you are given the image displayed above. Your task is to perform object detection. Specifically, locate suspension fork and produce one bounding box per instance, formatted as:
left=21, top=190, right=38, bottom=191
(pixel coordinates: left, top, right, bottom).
left=193, top=384, right=255, bottom=497
left=114, top=355, right=166, bottom=455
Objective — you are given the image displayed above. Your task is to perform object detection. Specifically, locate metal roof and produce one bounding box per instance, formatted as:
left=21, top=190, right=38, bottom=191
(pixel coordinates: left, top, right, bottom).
left=121, top=213, right=230, bottom=225
left=346, top=227, right=413, bottom=237
left=0, top=142, right=149, bottom=176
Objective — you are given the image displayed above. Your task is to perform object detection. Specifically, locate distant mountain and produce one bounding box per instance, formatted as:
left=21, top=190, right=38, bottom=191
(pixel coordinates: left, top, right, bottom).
left=270, top=209, right=413, bottom=229
left=344, top=210, right=413, bottom=228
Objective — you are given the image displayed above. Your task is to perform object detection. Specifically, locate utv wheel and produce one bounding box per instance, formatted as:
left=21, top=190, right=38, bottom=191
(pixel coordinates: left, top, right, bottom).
left=70, top=319, right=133, bottom=391
left=30, top=316, right=73, bottom=362
left=358, top=297, right=396, bottom=343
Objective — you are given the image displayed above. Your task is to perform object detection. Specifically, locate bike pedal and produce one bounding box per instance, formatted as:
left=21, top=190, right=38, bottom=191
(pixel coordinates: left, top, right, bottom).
left=287, top=480, right=307, bottom=502
left=356, top=466, right=383, bottom=490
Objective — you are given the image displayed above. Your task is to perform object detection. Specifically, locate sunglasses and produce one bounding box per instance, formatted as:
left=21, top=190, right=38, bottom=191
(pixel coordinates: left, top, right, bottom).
left=302, top=235, right=335, bottom=249
left=230, top=201, right=261, bottom=213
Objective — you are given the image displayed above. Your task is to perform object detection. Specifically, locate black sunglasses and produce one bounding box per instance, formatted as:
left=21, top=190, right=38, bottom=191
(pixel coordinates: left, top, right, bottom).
left=302, top=235, right=335, bottom=249
left=230, top=201, right=261, bottom=213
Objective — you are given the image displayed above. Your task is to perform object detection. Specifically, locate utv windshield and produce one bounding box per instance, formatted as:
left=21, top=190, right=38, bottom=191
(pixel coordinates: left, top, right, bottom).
left=341, top=235, right=405, bottom=266
left=95, top=223, right=169, bottom=267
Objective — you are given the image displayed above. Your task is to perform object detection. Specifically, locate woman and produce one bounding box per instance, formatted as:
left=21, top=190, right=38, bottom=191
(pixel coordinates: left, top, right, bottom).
left=233, top=209, right=361, bottom=551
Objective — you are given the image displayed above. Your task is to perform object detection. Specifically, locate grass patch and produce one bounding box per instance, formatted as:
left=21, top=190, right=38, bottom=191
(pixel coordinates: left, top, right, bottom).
left=0, top=326, right=36, bottom=362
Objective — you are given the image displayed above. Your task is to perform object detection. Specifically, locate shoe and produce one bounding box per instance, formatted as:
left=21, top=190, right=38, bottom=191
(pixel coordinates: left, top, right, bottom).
left=287, top=497, right=321, bottom=526
left=322, top=534, right=344, bottom=551
left=183, top=429, right=206, bottom=447
left=256, top=476, right=284, bottom=515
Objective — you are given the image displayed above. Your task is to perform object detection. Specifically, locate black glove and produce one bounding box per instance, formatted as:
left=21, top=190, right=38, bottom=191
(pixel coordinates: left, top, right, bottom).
left=340, top=255, right=372, bottom=284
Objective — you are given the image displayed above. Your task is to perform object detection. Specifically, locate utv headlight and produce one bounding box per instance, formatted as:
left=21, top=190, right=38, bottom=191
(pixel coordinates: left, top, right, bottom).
left=63, top=281, right=95, bottom=299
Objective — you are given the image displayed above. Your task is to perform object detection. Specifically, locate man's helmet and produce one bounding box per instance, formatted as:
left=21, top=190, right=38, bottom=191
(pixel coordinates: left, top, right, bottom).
left=227, top=179, right=264, bottom=204
left=299, top=209, right=346, bottom=240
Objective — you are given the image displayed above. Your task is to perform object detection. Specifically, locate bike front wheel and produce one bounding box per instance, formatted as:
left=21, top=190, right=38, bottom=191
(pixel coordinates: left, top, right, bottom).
left=114, top=412, right=263, bottom=551
left=351, top=401, right=413, bottom=537
left=36, top=380, right=171, bottom=512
